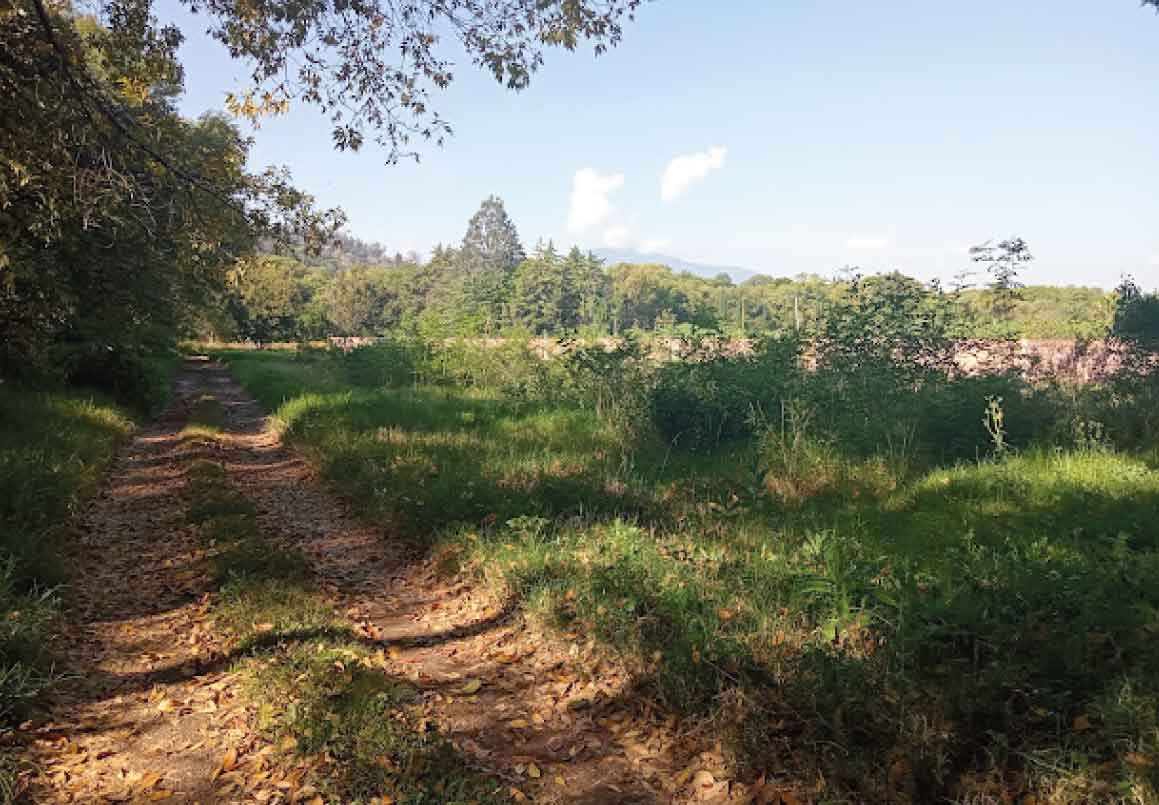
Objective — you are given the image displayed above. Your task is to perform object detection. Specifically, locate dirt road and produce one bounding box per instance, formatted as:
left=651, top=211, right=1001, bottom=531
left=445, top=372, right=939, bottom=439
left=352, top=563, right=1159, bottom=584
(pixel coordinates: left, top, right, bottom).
left=22, top=360, right=709, bottom=803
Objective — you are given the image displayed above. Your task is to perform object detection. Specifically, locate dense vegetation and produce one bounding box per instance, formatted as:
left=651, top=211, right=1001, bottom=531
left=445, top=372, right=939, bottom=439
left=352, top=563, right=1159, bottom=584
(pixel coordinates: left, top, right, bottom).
left=0, top=385, right=133, bottom=758
left=218, top=293, right=1159, bottom=801
left=211, top=198, right=1123, bottom=344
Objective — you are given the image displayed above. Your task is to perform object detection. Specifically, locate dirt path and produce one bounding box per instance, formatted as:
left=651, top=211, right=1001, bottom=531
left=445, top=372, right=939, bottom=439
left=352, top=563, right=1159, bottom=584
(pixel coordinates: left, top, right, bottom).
left=22, top=361, right=721, bottom=803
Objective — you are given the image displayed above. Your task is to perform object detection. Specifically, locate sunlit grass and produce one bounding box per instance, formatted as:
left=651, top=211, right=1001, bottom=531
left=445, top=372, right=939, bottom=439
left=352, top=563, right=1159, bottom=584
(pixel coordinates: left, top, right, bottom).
left=0, top=387, right=132, bottom=581
left=223, top=348, right=1159, bottom=802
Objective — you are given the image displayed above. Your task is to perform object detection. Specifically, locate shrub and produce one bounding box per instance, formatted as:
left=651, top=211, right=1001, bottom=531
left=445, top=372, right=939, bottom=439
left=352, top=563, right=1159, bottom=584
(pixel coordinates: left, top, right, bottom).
left=648, top=336, right=801, bottom=451
left=337, top=338, right=422, bottom=388
left=61, top=342, right=176, bottom=415
left=563, top=336, right=655, bottom=443
left=1113, top=277, right=1159, bottom=349
left=425, top=335, right=564, bottom=402
left=1100, top=371, right=1159, bottom=450
left=914, top=372, right=1059, bottom=463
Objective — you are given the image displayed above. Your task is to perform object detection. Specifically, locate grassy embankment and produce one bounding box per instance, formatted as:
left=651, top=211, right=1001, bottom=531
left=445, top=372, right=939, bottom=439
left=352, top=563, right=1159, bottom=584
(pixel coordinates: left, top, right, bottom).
left=219, top=345, right=1159, bottom=803
left=0, top=385, right=136, bottom=795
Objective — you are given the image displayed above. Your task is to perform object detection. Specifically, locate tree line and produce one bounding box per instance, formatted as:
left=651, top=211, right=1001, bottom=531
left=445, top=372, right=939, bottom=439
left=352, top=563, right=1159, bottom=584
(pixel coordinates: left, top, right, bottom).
left=4, top=1, right=1157, bottom=405
left=213, top=196, right=1139, bottom=345
left=1, top=0, right=644, bottom=404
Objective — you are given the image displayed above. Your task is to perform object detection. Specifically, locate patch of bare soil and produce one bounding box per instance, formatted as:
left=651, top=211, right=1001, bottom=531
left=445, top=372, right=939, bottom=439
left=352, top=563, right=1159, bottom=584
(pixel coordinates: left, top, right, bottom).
left=21, top=360, right=753, bottom=803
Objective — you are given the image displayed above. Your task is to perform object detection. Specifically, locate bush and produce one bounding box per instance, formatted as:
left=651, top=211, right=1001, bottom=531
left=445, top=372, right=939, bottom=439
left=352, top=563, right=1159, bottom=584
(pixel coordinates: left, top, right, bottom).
left=563, top=337, right=655, bottom=444
left=1092, top=371, right=1159, bottom=452
left=61, top=343, right=176, bottom=415
left=1113, top=278, right=1159, bottom=349
left=648, top=336, right=801, bottom=451
left=425, top=336, right=561, bottom=399
left=337, top=338, right=422, bottom=388
left=914, top=372, right=1059, bottom=463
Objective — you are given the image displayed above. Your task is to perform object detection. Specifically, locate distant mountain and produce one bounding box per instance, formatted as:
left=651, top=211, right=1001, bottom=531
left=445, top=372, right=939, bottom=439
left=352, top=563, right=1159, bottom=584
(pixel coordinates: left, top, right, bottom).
left=592, top=248, right=759, bottom=284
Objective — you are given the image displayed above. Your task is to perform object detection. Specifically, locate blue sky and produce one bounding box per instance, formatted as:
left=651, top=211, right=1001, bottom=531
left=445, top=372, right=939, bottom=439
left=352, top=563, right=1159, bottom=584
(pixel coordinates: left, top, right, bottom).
left=165, top=0, right=1159, bottom=288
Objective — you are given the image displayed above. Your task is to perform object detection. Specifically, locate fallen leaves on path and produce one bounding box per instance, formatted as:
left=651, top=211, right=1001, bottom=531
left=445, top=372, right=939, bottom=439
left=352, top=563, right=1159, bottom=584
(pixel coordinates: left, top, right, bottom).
left=20, top=361, right=745, bottom=804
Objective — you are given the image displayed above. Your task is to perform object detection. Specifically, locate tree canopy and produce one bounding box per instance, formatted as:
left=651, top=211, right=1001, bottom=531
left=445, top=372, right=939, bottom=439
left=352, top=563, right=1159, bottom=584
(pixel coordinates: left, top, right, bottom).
left=211, top=207, right=1129, bottom=346
left=1, top=1, right=343, bottom=388
left=97, top=0, right=644, bottom=159
left=0, top=0, right=647, bottom=396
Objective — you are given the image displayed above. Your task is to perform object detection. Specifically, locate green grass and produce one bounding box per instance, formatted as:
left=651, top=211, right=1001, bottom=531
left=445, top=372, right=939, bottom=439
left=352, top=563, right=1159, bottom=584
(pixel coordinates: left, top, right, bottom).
left=221, top=348, right=1159, bottom=803
left=0, top=384, right=132, bottom=713
left=184, top=447, right=500, bottom=803
left=0, top=383, right=134, bottom=798
left=179, top=394, right=226, bottom=443
left=0, top=385, right=133, bottom=585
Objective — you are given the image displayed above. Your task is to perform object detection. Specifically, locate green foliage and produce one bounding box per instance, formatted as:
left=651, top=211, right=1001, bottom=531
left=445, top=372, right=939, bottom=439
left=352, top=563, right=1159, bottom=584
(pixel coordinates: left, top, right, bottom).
left=820, top=271, right=956, bottom=373
left=62, top=344, right=178, bottom=415
left=337, top=338, right=423, bottom=388
left=1, top=3, right=339, bottom=387
left=0, top=558, right=60, bottom=725
left=210, top=196, right=1127, bottom=347
left=561, top=337, right=654, bottom=443
left=649, top=337, right=801, bottom=451
left=958, top=284, right=1115, bottom=340
left=510, top=243, right=608, bottom=333
left=0, top=385, right=132, bottom=586
left=0, top=383, right=132, bottom=728
left=753, top=398, right=843, bottom=503
left=217, top=239, right=1120, bottom=346
left=224, top=343, right=1159, bottom=800
left=970, top=236, right=1032, bottom=320
left=1113, top=276, right=1159, bottom=349
left=160, top=0, right=645, bottom=158
left=983, top=395, right=1008, bottom=455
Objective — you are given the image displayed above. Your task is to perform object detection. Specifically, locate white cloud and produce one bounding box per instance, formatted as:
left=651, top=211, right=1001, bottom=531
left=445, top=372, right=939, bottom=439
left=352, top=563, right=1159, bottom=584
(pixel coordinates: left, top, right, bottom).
left=661, top=146, right=727, bottom=202
left=845, top=236, right=890, bottom=250
left=567, top=168, right=624, bottom=234
left=639, top=238, right=671, bottom=254
left=603, top=226, right=632, bottom=249
left=1149, top=254, right=1159, bottom=267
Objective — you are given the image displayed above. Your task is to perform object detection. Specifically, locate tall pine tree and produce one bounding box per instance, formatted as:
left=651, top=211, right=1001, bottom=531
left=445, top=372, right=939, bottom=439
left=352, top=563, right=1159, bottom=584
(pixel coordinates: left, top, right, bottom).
left=456, top=196, right=525, bottom=331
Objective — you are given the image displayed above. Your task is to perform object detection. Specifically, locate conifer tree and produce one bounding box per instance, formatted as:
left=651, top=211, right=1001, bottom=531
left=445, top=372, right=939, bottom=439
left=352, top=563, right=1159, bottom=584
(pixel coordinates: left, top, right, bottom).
left=456, top=196, right=525, bottom=330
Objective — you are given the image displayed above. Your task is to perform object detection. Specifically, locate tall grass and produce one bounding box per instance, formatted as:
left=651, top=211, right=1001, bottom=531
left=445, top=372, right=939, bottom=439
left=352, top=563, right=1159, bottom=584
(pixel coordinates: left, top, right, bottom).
left=222, top=343, right=1159, bottom=802
left=0, top=384, right=132, bottom=592
left=0, top=383, right=133, bottom=794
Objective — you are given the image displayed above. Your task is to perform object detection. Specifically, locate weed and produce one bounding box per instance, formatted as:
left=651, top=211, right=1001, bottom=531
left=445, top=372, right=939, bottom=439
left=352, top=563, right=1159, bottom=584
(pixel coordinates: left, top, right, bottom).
left=984, top=394, right=1009, bottom=456
left=242, top=641, right=501, bottom=803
